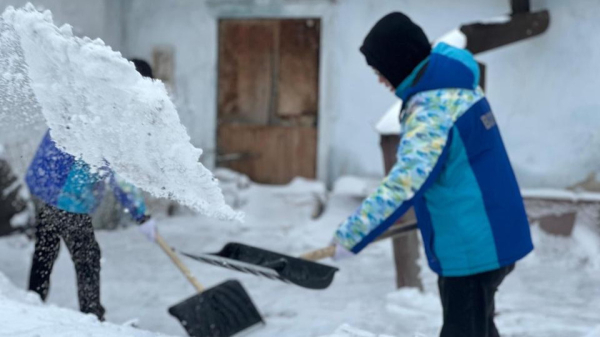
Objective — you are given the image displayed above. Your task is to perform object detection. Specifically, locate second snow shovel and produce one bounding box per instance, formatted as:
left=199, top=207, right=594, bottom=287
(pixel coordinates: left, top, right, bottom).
left=155, top=233, right=263, bottom=337
left=180, top=220, right=418, bottom=290
left=181, top=243, right=338, bottom=290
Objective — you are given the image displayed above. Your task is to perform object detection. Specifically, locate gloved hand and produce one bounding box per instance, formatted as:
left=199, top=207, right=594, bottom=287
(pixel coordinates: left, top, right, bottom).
left=138, top=217, right=157, bottom=242
left=330, top=239, right=355, bottom=261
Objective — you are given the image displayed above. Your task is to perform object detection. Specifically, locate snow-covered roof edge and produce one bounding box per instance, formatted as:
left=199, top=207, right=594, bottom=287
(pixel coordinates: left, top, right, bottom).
left=375, top=100, right=402, bottom=135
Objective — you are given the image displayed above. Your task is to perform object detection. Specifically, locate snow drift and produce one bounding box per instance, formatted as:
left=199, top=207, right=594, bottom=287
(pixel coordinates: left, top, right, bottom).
left=0, top=4, right=241, bottom=221
left=0, top=271, right=172, bottom=337
left=319, top=324, right=396, bottom=337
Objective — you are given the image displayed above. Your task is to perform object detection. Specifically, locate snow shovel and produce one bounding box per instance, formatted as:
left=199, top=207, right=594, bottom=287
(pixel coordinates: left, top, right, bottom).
left=155, top=233, right=263, bottom=337
left=180, top=243, right=338, bottom=290
left=179, top=220, right=418, bottom=290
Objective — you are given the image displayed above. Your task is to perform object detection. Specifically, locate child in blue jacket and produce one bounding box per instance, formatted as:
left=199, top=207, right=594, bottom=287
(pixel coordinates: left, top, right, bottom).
left=26, top=59, right=156, bottom=320
left=331, top=13, right=533, bottom=337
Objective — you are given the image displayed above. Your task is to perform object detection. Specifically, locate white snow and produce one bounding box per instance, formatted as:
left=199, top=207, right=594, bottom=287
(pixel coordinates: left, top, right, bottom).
left=0, top=271, right=172, bottom=337
left=433, top=29, right=467, bottom=49
left=476, top=15, right=511, bottom=25
left=374, top=100, right=402, bottom=136
left=585, top=326, right=600, bottom=337
left=318, top=324, right=396, bottom=337
left=0, top=4, right=241, bottom=221
left=0, top=6, right=45, bottom=146
left=522, top=188, right=600, bottom=203
left=332, top=175, right=380, bottom=198
left=0, top=178, right=598, bottom=337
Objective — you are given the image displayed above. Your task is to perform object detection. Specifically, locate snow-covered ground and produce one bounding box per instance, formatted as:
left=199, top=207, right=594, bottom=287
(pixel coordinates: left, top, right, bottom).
left=1, top=178, right=599, bottom=337
left=0, top=270, right=171, bottom=336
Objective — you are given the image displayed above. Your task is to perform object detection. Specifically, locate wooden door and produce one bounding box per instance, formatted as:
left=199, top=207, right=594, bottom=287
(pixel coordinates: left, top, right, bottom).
left=217, top=19, right=320, bottom=184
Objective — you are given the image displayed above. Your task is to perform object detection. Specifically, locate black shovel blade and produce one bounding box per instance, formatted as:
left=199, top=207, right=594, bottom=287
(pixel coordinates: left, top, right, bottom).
left=213, top=243, right=338, bottom=290
left=168, top=280, right=263, bottom=337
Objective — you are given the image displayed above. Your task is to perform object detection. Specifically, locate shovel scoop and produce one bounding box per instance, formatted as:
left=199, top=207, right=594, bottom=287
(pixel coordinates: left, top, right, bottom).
left=181, top=243, right=338, bottom=290
left=168, top=279, right=263, bottom=337
left=156, top=234, right=263, bottom=337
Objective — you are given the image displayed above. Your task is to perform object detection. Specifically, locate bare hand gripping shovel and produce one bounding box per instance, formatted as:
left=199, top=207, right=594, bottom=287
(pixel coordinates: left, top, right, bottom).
left=155, top=233, right=263, bottom=337
left=180, top=220, right=418, bottom=290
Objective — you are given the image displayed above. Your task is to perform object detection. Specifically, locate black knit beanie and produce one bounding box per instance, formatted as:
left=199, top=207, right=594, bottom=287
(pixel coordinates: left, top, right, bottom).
left=131, top=58, right=154, bottom=79
left=360, top=12, right=431, bottom=88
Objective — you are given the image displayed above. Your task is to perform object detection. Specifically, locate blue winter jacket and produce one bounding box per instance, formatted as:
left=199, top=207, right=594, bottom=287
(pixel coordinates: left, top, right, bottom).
left=335, top=43, right=533, bottom=277
left=26, top=131, right=147, bottom=222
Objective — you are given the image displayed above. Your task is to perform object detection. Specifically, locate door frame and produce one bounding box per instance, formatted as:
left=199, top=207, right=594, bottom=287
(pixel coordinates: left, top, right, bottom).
left=208, top=0, right=334, bottom=184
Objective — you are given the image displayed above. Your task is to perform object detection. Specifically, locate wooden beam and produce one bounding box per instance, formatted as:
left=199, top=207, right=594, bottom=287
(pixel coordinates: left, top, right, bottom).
left=478, top=62, right=486, bottom=91
left=462, top=10, right=549, bottom=55
left=511, top=0, right=530, bottom=14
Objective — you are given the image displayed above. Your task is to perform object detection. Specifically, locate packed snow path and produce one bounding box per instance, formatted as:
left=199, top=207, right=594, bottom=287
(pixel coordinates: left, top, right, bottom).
left=1, top=179, right=599, bottom=337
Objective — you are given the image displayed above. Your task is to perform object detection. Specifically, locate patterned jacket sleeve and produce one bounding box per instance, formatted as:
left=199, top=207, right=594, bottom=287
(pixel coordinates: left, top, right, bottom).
left=110, top=173, right=148, bottom=223
left=334, top=99, right=455, bottom=253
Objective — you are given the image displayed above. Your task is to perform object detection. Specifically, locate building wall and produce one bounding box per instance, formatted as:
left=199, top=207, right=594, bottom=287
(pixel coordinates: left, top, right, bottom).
left=479, top=0, right=600, bottom=189
left=4, top=0, right=600, bottom=188
left=120, top=0, right=506, bottom=184
left=124, top=0, right=508, bottom=181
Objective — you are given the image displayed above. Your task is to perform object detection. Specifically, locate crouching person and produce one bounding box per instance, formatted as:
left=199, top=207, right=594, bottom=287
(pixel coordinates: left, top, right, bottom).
left=329, top=13, right=533, bottom=337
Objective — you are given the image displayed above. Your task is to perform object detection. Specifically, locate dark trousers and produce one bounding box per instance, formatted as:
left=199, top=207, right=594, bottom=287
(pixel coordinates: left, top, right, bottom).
left=438, top=264, right=515, bottom=337
left=28, top=204, right=105, bottom=320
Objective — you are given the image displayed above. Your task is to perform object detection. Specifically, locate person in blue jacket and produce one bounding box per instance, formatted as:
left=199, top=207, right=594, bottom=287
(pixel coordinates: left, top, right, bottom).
left=330, top=13, right=533, bottom=337
left=26, top=59, right=157, bottom=320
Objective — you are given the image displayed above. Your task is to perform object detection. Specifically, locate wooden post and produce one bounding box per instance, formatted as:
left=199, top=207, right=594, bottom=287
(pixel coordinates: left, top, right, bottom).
left=511, top=0, right=530, bottom=14
left=380, top=135, right=423, bottom=290
left=461, top=10, right=549, bottom=55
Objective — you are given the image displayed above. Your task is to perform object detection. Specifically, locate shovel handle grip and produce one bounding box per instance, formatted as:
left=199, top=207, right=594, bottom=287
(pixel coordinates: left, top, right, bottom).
left=300, top=245, right=336, bottom=261
left=156, top=233, right=205, bottom=293
left=300, top=221, right=420, bottom=261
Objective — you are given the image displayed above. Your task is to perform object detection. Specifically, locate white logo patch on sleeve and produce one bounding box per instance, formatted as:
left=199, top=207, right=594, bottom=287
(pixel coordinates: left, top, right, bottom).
left=481, top=112, right=497, bottom=130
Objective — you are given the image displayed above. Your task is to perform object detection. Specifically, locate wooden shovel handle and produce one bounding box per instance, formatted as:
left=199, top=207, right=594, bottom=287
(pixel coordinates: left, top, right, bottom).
left=300, top=220, right=419, bottom=261
left=300, top=245, right=336, bottom=261
left=156, top=233, right=205, bottom=293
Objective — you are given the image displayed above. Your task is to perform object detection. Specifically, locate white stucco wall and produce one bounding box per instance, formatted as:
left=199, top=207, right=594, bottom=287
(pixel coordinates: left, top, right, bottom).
left=4, top=0, right=600, bottom=188
left=119, top=0, right=508, bottom=184
left=324, top=0, right=600, bottom=189
left=478, top=0, right=600, bottom=188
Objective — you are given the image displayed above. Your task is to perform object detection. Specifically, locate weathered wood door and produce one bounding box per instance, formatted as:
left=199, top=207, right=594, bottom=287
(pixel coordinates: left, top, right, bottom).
left=217, top=19, right=320, bottom=184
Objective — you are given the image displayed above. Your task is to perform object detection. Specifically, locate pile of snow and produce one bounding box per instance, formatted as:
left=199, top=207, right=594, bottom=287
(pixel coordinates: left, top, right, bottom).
left=525, top=223, right=600, bottom=270
left=0, top=271, right=171, bottom=337
left=433, top=29, right=467, bottom=49
left=0, top=4, right=240, bottom=221
left=522, top=188, right=600, bottom=203
left=0, top=178, right=598, bottom=336
left=319, top=324, right=396, bottom=337
left=213, top=167, right=251, bottom=209
left=0, top=8, right=45, bottom=146
left=333, top=175, right=381, bottom=198
left=585, top=326, right=600, bottom=337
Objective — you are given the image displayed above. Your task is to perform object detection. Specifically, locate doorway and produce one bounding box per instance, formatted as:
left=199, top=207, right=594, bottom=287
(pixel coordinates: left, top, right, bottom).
left=217, top=18, right=320, bottom=184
